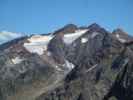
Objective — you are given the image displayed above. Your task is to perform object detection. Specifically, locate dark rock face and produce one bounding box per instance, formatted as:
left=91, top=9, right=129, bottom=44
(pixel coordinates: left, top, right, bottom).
left=37, top=24, right=133, bottom=100
left=0, top=23, right=133, bottom=100
left=47, top=34, right=66, bottom=64
left=53, top=24, right=78, bottom=35
left=0, top=52, right=55, bottom=100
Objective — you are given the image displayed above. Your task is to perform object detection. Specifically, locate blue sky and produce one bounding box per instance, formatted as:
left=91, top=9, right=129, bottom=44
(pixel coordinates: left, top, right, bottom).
left=0, top=0, right=133, bottom=35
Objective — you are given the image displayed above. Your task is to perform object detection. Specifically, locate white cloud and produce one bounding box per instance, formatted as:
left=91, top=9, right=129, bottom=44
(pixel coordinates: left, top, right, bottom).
left=0, top=31, right=22, bottom=44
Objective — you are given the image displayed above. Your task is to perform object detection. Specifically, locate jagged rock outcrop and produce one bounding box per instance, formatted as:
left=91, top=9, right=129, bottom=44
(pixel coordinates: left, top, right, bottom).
left=112, top=28, right=133, bottom=43
left=47, top=33, right=66, bottom=64
left=53, top=24, right=78, bottom=35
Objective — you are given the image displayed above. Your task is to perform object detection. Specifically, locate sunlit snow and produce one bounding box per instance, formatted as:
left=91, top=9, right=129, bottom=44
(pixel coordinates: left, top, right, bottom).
left=24, top=29, right=88, bottom=55
left=24, top=35, right=53, bottom=55
left=63, top=29, right=89, bottom=44
left=91, top=32, right=99, bottom=38
left=81, top=38, right=88, bottom=43
left=63, top=60, right=75, bottom=70
left=116, top=34, right=126, bottom=43
left=11, top=57, right=24, bottom=64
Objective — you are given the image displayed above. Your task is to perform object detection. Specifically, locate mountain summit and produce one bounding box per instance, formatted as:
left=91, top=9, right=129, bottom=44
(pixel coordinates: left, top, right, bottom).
left=0, top=23, right=133, bottom=100
left=53, top=24, right=78, bottom=35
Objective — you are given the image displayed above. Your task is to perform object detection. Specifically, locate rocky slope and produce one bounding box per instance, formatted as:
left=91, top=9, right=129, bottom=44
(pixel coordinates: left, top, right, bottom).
left=0, top=23, right=133, bottom=100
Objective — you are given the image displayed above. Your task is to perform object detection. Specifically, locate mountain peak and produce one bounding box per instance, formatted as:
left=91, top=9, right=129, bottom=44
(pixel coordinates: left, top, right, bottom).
left=64, top=23, right=77, bottom=28
left=88, top=23, right=108, bottom=33
left=88, top=23, right=101, bottom=29
left=112, top=28, right=127, bottom=35
left=53, top=24, right=77, bottom=35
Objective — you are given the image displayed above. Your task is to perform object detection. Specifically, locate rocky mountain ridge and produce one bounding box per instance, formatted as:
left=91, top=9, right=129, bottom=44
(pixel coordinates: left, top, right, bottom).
left=0, top=23, right=133, bottom=100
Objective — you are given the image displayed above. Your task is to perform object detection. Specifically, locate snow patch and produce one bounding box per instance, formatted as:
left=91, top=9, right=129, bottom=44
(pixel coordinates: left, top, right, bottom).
left=11, top=57, right=24, bottom=64
left=63, top=29, right=89, bottom=44
left=91, top=32, right=99, bottom=38
left=24, top=35, right=53, bottom=55
left=27, top=35, right=53, bottom=43
left=81, top=38, right=88, bottom=43
left=116, top=34, right=119, bottom=38
left=116, top=34, right=126, bottom=43
left=24, top=44, right=46, bottom=55
left=63, top=60, right=75, bottom=70
left=55, top=66, right=63, bottom=71
left=24, top=29, right=88, bottom=55
left=47, top=51, right=52, bottom=56
left=54, top=60, right=75, bottom=72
